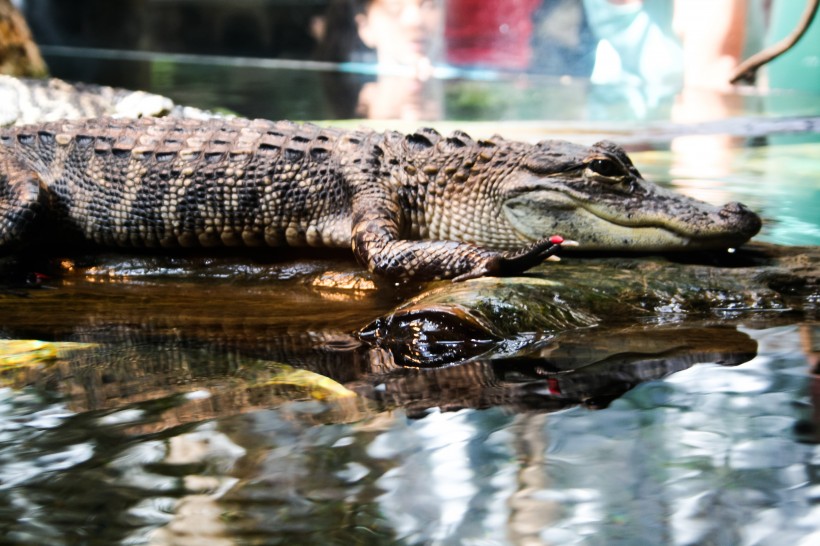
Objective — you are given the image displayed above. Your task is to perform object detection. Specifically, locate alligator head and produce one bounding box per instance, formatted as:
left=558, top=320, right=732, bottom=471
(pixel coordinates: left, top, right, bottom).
left=501, top=140, right=762, bottom=251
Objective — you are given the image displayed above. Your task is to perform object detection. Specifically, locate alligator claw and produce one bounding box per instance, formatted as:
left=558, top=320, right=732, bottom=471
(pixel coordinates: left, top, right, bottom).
left=498, top=235, right=567, bottom=273
left=453, top=235, right=569, bottom=282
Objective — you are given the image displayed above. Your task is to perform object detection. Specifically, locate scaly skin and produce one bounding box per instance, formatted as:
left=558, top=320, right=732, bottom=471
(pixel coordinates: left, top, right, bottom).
left=0, top=117, right=761, bottom=280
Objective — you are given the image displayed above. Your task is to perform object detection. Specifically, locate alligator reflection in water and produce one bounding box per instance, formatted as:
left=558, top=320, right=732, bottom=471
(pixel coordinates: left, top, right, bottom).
left=0, top=319, right=757, bottom=417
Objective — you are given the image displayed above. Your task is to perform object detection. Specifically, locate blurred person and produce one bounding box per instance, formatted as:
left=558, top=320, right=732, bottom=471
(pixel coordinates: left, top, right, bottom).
left=668, top=0, right=765, bottom=194
left=316, top=0, right=595, bottom=119
left=315, top=0, right=443, bottom=120
left=444, top=0, right=541, bottom=70
left=531, top=0, right=597, bottom=77
left=676, top=0, right=766, bottom=91
left=316, top=0, right=443, bottom=73
left=584, top=0, right=765, bottom=91
left=445, top=0, right=596, bottom=76
left=357, top=0, right=443, bottom=73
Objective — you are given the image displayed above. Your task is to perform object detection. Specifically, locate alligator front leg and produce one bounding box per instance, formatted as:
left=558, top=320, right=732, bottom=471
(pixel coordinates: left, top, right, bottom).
left=0, top=154, right=44, bottom=250
left=352, top=221, right=565, bottom=281
left=347, top=167, right=564, bottom=281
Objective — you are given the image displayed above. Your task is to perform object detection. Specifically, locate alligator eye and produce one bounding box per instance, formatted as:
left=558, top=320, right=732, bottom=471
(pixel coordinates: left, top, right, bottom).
left=588, top=158, right=624, bottom=178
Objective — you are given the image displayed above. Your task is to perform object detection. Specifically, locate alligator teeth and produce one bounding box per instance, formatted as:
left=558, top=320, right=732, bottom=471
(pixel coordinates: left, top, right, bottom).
left=546, top=255, right=561, bottom=262
left=559, top=239, right=580, bottom=247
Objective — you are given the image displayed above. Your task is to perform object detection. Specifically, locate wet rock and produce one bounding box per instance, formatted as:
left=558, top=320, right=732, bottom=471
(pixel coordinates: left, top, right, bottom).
left=543, top=242, right=818, bottom=316
left=362, top=242, right=818, bottom=368
left=358, top=278, right=596, bottom=368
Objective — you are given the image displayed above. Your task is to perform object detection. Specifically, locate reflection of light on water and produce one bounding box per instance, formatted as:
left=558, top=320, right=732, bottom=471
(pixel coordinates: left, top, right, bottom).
left=514, top=324, right=817, bottom=544
left=370, top=409, right=515, bottom=543
left=371, top=410, right=477, bottom=540
left=419, top=414, right=477, bottom=534
left=140, top=424, right=245, bottom=545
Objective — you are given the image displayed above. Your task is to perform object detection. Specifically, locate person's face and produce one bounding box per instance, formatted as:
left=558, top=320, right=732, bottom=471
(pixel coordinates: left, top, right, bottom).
left=356, top=0, right=442, bottom=65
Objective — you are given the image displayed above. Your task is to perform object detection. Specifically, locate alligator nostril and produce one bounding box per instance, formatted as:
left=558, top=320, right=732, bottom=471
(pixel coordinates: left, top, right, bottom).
left=718, top=201, right=762, bottom=236
left=720, top=201, right=749, bottom=216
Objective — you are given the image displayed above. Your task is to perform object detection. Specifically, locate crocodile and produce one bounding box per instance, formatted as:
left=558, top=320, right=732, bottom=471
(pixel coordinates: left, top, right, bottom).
left=0, top=116, right=761, bottom=280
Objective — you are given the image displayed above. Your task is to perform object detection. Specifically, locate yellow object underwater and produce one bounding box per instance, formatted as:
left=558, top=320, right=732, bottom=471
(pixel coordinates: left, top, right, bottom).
left=0, top=339, right=97, bottom=368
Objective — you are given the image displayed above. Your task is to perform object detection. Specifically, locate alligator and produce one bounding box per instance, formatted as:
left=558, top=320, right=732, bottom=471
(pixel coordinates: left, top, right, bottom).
left=0, top=116, right=761, bottom=280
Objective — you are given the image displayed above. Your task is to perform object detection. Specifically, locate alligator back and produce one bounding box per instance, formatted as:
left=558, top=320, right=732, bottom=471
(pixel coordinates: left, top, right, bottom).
left=2, top=117, right=368, bottom=249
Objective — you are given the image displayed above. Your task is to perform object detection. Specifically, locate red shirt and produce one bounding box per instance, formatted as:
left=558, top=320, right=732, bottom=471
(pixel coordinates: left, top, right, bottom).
left=445, top=0, right=542, bottom=70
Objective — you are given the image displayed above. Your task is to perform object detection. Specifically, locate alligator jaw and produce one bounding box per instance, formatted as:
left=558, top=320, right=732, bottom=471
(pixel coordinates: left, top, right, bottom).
left=503, top=189, right=763, bottom=252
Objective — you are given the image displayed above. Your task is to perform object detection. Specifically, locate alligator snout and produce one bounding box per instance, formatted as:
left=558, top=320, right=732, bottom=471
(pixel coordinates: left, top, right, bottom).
left=719, top=201, right=762, bottom=238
